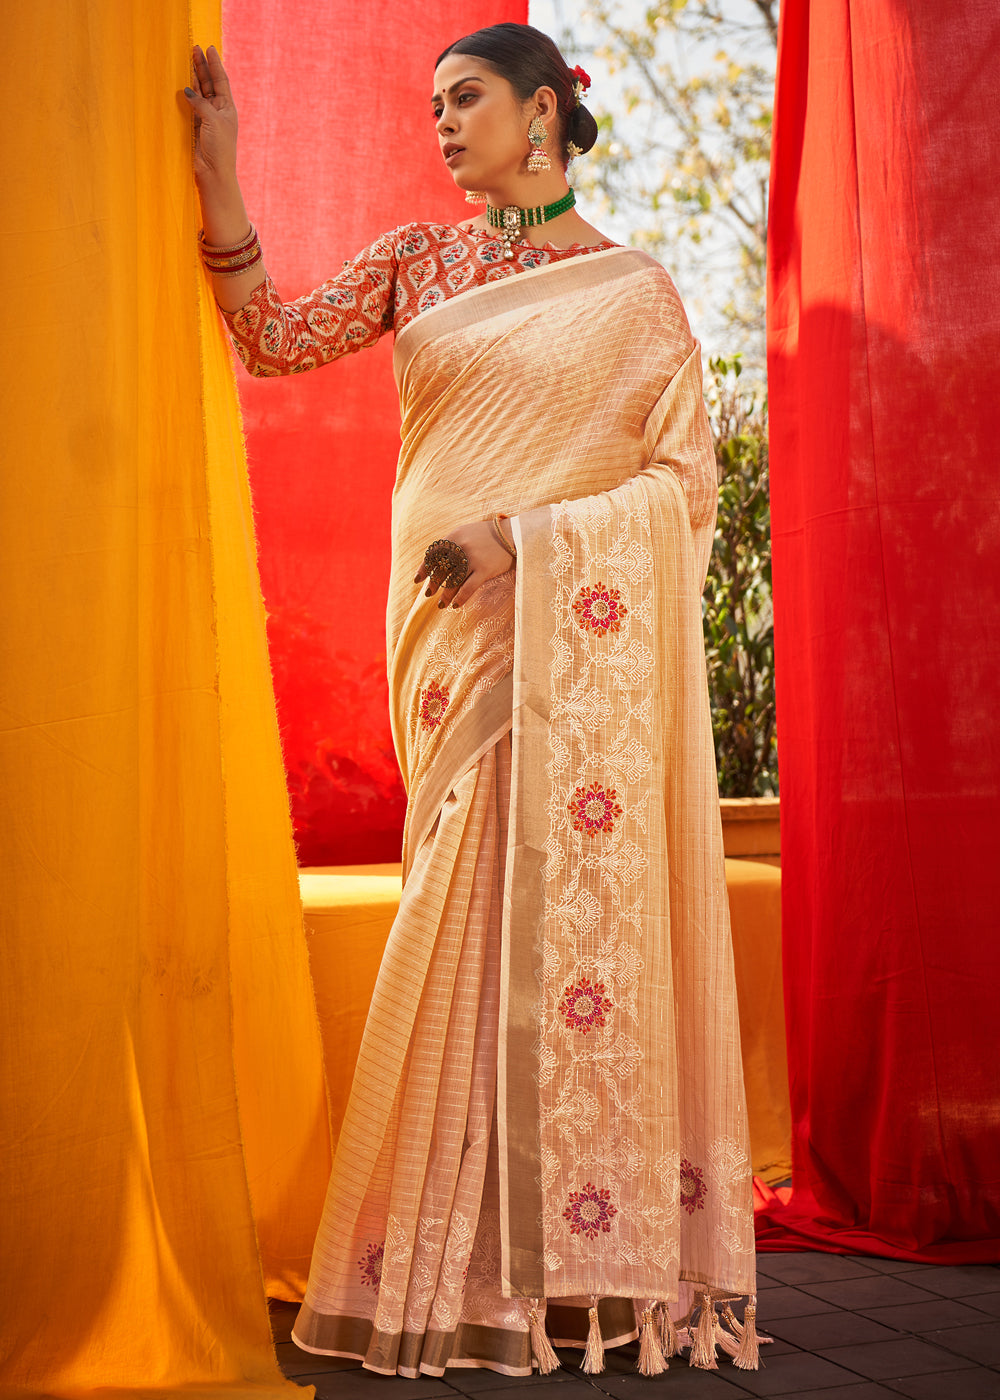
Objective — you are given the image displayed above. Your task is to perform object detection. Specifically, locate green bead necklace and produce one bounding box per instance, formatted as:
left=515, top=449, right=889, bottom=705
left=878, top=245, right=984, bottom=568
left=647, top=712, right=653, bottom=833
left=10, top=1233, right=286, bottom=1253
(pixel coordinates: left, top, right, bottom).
left=485, top=190, right=577, bottom=260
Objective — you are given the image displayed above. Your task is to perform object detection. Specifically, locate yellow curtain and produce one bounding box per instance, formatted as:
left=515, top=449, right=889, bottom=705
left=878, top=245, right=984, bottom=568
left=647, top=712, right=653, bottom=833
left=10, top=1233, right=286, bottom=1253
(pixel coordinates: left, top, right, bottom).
left=0, top=2, right=329, bottom=1394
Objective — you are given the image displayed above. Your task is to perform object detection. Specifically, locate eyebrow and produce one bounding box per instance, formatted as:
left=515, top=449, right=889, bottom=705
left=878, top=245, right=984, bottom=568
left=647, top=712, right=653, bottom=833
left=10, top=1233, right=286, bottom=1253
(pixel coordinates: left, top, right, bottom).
left=430, top=76, right=486, bottom=105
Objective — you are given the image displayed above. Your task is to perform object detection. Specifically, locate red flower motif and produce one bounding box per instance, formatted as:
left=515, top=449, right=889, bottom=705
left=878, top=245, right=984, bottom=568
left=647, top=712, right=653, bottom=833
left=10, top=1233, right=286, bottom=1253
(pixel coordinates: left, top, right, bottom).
left=680, top=1158, right=707, bottom=1215
left=568, top=782, right=623, bottom=837
left=420, top=682, right=450, bottom=732
left=572, top=582, right=628, bottom=636
left=572, top=64, right=592, bottom=92
left=559, top=977, right=613, bottom=1034
left=563, top=1182, right=617, bottom=1239
left=358, top=1240, right=384, bottom=1288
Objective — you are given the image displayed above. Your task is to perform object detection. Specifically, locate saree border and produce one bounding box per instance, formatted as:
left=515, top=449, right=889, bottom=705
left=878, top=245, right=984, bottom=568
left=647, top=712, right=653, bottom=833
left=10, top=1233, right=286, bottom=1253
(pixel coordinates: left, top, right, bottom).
left=392, top=246, right=661, bottom=385
left=497, top=509, right=552, bottom=1298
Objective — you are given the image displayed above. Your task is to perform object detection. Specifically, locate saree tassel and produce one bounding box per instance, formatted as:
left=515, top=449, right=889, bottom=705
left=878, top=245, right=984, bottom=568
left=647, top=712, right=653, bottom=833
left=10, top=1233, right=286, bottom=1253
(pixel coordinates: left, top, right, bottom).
left=714, top=1312, right=741, bottom=1360
left=527, top=1300, right=560, bottom=1374
left=688, top=1291, right=719, bottom=1370
left=721, top=1302, right=745, bottom=1339
left=637, top=1306, right=667, bottom=1375
left=581, top=1296, right=606, bottom=1374
left=658, top=1301, right=680, bottom=1358
left=733, top=1297, right=761, bottom=1371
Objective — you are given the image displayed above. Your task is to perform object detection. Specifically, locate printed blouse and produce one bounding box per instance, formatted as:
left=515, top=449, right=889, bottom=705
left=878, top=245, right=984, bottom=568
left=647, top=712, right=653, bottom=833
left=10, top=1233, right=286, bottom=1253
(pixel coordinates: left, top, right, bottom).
left=221, top=221, right=618, bottom=377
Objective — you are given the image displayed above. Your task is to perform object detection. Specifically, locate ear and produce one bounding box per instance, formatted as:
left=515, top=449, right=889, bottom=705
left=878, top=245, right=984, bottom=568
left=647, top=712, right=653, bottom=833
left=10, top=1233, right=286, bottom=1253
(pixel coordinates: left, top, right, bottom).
left=531, top=85, right=559, bottom=124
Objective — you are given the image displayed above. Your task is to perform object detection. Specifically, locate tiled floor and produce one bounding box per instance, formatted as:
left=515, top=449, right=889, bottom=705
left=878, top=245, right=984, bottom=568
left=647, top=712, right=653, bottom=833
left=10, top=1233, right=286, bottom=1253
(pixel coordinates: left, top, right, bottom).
left=272, top=1251, right=1000, bottom=1400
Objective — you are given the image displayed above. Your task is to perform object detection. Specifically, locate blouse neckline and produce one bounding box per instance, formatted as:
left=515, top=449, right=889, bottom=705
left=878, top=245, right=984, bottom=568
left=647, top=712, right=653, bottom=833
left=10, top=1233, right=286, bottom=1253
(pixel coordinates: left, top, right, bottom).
left=449, top=222, right=620, bottom=255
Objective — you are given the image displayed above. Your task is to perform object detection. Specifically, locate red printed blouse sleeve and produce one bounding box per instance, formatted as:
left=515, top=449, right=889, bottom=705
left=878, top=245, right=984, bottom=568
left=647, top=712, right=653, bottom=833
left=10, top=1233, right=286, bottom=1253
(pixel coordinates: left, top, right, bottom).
left=220, top=229, right=400, bottom=377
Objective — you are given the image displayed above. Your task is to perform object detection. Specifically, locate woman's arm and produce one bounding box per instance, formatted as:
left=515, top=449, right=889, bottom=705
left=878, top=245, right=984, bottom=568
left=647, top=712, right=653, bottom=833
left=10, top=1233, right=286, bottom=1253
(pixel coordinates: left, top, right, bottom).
left=184, top=45, right=265, bottom=312
left=183, top=45, right=400, bottom=376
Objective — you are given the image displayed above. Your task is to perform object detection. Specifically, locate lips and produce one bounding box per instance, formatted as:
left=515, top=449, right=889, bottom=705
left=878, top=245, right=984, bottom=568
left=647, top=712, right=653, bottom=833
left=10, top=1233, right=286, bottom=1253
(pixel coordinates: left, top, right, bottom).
left=443, top=143, right=465, bottom=161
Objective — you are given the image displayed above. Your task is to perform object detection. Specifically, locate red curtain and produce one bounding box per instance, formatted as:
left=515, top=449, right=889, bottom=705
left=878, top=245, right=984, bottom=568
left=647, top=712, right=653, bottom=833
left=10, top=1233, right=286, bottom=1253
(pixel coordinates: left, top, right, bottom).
left=758, top=0, right=1000, bottom=1260
left=221, top=0, right=526, bottom=863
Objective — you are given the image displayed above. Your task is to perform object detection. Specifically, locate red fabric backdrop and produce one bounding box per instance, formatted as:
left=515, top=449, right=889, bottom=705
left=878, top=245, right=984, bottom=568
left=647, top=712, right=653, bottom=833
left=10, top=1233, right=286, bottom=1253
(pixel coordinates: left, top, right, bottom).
left=758, top=0, right=1000, bottom=1260
left=221, top=0, right=526, bottom=863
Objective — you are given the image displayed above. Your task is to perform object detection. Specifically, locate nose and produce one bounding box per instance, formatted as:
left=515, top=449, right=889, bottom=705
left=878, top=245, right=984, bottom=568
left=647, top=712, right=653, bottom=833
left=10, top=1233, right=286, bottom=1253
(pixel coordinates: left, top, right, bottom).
left=436, top=108, right=454, bottom=138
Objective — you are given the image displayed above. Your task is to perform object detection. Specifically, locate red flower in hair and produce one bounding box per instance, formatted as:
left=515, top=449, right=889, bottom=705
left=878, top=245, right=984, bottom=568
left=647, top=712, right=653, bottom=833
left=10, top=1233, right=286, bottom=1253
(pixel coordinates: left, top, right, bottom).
left=572, top=65, right=592, bottom=92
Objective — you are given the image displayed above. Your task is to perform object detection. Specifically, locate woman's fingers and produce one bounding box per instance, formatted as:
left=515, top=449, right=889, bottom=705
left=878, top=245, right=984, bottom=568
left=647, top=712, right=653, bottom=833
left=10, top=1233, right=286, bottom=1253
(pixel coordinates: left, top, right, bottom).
left=189, top=44, right=232, bottom=103
left=192, top=45, right=213, bottom=96
left=447, top=574, right=479, bottom=609
left=416, top=523, right=513, bottom=608
left=204, top=45, right=234, bottom=101
left=419, top=566, right=465, bottom=607
left=411, top=526, right=509, bottom=607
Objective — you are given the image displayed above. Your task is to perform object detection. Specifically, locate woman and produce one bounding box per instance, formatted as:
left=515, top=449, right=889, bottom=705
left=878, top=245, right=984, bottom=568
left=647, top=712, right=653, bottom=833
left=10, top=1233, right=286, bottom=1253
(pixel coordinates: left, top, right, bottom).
left=184, top=22, right=763, bottom=1380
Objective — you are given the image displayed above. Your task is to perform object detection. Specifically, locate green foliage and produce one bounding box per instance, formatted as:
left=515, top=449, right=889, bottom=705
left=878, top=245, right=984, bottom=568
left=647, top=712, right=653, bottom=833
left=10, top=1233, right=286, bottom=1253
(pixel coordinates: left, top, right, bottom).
left=702, top=354, right=777, bottom=795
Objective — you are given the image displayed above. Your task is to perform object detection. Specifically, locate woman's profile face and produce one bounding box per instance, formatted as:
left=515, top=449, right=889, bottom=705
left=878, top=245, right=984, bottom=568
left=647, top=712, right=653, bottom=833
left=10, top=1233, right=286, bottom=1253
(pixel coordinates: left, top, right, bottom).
left=431, top=54, right=530, bottom=192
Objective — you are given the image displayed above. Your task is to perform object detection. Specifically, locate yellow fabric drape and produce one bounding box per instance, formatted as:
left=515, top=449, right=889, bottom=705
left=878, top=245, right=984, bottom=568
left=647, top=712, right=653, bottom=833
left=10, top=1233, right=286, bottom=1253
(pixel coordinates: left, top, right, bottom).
left=0, top=4, right=329, bottom=1395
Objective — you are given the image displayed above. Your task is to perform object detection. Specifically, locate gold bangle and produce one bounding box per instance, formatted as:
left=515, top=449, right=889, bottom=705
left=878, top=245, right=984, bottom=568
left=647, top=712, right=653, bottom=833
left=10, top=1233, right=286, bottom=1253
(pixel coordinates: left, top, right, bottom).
left=198, top=224, right=257, bottom=255
left=491, top=514, right=517, bottom=559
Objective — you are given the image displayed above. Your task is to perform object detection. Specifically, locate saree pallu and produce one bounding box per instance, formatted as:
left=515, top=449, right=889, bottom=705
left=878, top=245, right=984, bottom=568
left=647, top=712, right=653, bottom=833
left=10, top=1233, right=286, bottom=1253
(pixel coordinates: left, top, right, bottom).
left=294, top=248, right=758, bottom=1375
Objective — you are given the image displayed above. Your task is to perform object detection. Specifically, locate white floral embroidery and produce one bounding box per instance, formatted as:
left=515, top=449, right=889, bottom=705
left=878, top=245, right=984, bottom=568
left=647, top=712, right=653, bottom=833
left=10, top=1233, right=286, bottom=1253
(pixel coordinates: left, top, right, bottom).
left=535, top=495, right=657, bottom=1271
left=402, top=1214, right=446, bottom=1330
left=708, top=1132, right=755, bottom=1257
left=462, top=1206, right=524, bottom=1329
left=427, top=1210, right=475, bottom=1333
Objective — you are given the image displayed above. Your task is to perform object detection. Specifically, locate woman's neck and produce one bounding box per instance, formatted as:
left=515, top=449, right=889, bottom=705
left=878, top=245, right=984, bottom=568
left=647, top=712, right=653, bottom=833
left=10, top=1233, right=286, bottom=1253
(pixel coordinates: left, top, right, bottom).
left=480, top=172, right=570, bottom=213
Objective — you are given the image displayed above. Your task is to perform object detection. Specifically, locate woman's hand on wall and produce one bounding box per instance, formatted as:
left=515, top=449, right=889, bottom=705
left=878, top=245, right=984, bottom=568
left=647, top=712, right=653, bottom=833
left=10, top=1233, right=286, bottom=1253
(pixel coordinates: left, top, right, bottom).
left=184, top=45, right=239, bottom=189
left=183, top=45, right=262, bottom=308
left=415, top=520, right=516, bottom=611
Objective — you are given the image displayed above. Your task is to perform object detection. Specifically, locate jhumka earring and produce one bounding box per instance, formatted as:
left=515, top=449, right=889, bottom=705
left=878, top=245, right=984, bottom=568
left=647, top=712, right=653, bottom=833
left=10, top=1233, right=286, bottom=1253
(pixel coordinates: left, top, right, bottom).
left=465, top=190, right=486, bottom=204
left=527, top=115, right=551, bottom=172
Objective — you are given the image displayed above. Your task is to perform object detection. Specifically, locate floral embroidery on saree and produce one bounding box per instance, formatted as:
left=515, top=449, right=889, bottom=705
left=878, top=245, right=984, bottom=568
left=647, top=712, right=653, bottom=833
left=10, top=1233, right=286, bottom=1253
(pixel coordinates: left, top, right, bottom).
left=558, top=977, right=613, bottom=1034
left=567, top=781, right=624, bottom=837
left=419, top=682, right=450, bottom=732
left=563, top=1183, right=618, bottom=1239
left=680, top=1160, right=707, bottom=1214
left=358, top=1241, right=385, bottom=1288
left=534, top=493, right=665, bottom=1280
left=572, top=581, right=628, bottom=635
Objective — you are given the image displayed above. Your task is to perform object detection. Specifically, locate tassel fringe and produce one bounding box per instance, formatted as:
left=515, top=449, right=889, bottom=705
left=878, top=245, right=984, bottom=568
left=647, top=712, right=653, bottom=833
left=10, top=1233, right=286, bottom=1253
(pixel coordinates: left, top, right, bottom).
left=581, top=1296, right=605, bottom=1374
left=721, top=1302, right=745, bottom=1340
left=733, top=1298, right=761, bottom=1370
left=657, top=1301, right=680, bottom=1358
left=688, top=1291, right=719, bottom=1370
left=637, top=1307, right=667, bottom=1376
left=722, top=1297, right=770, bottom=1369
left=714, top=1313, right=741, bottom=1359
left=527, top=1300, right=560, bottom=1375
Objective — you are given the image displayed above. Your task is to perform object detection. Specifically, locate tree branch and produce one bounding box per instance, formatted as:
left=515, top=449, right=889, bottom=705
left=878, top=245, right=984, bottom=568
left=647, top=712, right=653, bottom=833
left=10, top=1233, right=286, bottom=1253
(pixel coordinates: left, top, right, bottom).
left=748, top=0, right=779, bottom=44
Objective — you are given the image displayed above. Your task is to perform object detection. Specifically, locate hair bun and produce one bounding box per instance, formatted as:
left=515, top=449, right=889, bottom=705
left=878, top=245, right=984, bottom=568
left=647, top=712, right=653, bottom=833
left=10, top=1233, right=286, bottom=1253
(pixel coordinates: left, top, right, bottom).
left=568, top=103, right=598, bottom=156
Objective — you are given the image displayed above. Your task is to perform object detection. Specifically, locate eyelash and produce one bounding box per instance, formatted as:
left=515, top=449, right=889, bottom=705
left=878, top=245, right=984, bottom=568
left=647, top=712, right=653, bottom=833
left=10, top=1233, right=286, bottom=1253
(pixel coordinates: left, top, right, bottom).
left=433, top=92, right=474, bottom=120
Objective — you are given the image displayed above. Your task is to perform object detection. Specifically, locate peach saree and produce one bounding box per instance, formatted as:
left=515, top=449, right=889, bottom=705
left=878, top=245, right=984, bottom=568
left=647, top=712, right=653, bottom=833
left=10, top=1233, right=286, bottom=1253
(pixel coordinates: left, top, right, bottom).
left=293, top=248, right=760, bottom=1376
